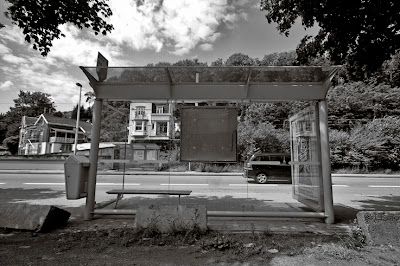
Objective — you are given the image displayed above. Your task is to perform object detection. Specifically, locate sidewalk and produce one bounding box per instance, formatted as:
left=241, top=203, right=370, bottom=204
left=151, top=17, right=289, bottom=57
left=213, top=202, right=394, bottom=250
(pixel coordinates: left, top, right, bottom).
left=63, top=195, right=357, bottom=236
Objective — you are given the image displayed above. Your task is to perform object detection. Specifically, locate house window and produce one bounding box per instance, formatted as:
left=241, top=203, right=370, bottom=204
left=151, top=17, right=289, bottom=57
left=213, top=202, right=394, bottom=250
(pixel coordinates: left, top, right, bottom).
left=156, top=122, right=168, bottom=136
left=156, top=106, right=164, bottom=114
left=135, top=122, right=143, bottom=131
left=136, top=106, right=145, bottom=118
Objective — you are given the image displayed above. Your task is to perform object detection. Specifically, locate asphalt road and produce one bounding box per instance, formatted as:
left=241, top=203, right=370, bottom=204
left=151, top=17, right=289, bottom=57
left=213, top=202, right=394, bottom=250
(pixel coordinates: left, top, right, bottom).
left=0, top=171, right=399, bottom=213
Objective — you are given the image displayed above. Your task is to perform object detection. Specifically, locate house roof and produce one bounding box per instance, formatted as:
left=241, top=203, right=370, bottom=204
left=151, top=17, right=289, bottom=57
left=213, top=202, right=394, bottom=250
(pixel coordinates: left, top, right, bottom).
left=40, top=114, right=92, bottom=133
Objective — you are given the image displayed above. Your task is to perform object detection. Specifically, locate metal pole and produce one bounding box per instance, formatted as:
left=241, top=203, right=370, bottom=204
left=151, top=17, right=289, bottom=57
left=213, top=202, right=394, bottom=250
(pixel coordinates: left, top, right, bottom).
left=93, top=209, right=326, bottom=219
left=207, top=211, right=326, bottom=218
left=318, top=100, right=335, bottom=224
left=73, top=83, right=82, bottom=155
left=84, top=98, right=103, bottom=220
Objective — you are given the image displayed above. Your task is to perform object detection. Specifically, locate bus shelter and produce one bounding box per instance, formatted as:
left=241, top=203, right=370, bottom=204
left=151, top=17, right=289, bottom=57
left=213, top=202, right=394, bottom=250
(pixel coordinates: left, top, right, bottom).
left=79, top=53, right=339, bottom=224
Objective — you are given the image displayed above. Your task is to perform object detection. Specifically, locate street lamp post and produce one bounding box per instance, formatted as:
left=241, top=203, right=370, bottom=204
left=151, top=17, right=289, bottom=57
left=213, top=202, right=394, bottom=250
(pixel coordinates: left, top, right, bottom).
left=74, top=83, right=82, bottom=155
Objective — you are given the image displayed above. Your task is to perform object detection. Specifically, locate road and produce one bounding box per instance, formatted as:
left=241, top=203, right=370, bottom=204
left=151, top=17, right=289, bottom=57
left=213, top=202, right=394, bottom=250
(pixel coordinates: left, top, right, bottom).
left=0, top=171, right=399, bottom=213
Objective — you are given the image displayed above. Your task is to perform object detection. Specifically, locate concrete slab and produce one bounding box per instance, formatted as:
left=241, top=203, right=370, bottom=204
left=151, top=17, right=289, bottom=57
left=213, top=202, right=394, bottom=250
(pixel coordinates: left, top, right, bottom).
left=357, top=211, right=400, bottom=245
left=135, top=204, right=207, bottom=233
left=0, top=203, right=70, bottom=232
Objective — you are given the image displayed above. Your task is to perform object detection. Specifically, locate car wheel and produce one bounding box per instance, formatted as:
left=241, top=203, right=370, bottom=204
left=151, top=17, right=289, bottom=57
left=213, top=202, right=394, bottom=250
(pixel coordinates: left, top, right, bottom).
left=255, top=173, right=268, bottom=184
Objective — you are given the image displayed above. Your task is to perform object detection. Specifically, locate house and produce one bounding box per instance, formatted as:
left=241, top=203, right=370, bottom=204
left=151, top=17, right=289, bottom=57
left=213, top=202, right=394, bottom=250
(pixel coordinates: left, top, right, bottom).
left=18, top=114, right=92, bottom=155
left=128, top=102, right=175, bottom=142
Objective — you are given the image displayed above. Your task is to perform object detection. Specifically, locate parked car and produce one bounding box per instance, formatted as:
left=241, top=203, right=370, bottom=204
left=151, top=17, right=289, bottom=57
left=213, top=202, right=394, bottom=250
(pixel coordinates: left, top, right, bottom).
left=243, top=153, right=292, bottom=184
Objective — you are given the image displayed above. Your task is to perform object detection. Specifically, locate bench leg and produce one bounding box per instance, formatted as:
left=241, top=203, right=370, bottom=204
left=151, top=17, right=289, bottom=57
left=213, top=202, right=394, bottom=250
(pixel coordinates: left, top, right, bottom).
left=178, top=195, right=181, bottom=205
left=114, top=194, right=123, bottom=209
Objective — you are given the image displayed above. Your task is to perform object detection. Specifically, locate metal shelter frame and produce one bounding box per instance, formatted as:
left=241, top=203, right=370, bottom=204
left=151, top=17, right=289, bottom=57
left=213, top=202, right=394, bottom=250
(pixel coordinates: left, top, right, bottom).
left=80, top=60, right=339, bottom=224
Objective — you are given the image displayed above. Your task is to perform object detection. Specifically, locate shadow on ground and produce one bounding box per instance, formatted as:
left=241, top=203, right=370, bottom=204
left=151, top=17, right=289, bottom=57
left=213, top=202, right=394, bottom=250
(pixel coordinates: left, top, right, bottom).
left=0, top=188, right=65, bottom=204
left=355, top=195, right=400, bottom=211
left=1, top=188, right=399, bottom=227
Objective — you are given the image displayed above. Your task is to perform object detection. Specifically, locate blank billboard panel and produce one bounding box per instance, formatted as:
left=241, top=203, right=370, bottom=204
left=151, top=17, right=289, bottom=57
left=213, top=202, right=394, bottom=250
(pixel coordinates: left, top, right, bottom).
left=180, top=107, right=237, bottom=162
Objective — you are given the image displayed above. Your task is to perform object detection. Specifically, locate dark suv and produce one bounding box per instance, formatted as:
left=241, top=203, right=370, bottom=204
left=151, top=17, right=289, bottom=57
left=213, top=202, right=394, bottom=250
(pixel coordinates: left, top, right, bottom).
left=243, top=153, right=292, bottom=184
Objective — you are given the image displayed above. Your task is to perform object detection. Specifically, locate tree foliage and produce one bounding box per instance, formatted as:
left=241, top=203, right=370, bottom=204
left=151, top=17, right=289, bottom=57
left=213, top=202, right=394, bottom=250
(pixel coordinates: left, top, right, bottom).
left=71, top=104, right=93, bottom=122
left=4, top=0, right=113, bottom=56
left=100, top=101, right=129, bottom=142
left=237, top=116, right=289, bottom=161
left=259, top=51, right=297, bottom=66
left=261, top=0, right=400, bottom=79
left=331, top=117, right=400, bottom=170
left=225, top=53, right=255, bottom=66
left=327, top=82, right=400, bottom=130
left=11, top=90, right=56, bottom=117
left=2, top=135, right=19, bottom=154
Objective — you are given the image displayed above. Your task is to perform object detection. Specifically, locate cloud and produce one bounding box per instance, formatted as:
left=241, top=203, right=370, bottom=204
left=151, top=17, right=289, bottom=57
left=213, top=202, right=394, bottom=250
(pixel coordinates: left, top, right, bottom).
left=0, top=42, right=12, bottom=55
left=2, top=54, right=28, bottom=64
left=108, top=0, right=250, bottom=56
left=0, top=80, right=13, bottom=91
left=47, top=24, right=131, bottom=66
left=199, top=43, right=214, bottom=52
left=0, top=0, right=255, bottom=113
left=0, top=25, right=25, bottom=44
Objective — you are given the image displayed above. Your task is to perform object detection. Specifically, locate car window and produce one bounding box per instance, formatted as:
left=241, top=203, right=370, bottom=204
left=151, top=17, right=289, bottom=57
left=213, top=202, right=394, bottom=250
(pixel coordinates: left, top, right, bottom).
left=252, top=156, right=261, bottom=161
left=269, top=156, right=281, bottom=162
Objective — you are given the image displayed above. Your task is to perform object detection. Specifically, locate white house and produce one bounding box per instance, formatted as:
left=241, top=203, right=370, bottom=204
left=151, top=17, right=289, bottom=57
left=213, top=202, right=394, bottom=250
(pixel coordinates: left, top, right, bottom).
left=128, top=102, right=175, bottom=142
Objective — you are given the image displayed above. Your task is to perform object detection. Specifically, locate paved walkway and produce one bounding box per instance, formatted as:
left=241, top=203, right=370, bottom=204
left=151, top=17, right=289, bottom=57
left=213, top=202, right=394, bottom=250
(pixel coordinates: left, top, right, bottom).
left=64, top=198, right=356, bottom=236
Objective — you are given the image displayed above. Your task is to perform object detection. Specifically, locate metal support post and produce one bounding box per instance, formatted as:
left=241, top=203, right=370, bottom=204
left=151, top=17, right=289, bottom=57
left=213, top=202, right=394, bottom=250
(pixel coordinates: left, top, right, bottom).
left=84, top=98, right=103, bottom=220
left=73, top=83, right=82, bottom=154
left=318, top=100, right=335, bottom=224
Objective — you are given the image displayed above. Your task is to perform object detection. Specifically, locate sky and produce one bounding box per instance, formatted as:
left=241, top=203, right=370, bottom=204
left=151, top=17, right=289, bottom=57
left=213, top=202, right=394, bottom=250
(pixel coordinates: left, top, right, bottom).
left=0, top=0, right=317, bottom=114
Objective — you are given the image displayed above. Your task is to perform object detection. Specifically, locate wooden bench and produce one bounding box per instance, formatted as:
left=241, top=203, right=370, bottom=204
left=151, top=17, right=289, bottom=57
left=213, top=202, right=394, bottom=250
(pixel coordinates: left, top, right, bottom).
left=106, top=189, right=192, bottom=209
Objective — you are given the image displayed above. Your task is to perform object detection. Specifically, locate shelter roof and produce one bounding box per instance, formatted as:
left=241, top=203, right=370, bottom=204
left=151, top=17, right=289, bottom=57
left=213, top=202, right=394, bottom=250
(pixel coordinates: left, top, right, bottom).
left=80, top=66, right=339, bottom=102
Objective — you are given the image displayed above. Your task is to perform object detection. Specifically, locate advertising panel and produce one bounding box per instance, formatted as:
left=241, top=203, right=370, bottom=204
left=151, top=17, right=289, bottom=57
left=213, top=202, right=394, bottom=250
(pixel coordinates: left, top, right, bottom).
left=290, top=105, right=324, bottom=211
left=180, top=107, right=237, bottom=162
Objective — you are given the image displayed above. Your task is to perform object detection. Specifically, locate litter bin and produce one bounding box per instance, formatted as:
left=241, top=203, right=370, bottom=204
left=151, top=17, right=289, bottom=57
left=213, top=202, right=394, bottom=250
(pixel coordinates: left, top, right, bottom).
left=64, top=155, right=90, bottom=199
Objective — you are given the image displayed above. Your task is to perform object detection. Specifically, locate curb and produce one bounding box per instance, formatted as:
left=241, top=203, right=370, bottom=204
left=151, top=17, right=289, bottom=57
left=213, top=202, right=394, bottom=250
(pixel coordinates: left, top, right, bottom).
left=0, top=170, right=399, bottom=178
left=0, top=170, right=244, bottom=176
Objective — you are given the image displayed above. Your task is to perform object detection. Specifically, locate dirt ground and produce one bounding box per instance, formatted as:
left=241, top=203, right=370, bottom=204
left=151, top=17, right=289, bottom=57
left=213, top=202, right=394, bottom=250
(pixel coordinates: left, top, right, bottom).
left=1, top=221, right=399, bottom=266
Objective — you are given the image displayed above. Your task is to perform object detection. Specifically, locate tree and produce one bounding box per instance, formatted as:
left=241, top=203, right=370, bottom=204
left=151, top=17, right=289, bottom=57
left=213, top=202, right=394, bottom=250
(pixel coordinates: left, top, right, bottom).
left=84, top=91, right=96, bottom=106
left=3, top=0, right=113, bottom=56
left=2, top=136, right=19, bottom=154
left=173, top=58, right=207, bottom=66
left=349, top=116, right=400, bottom=170
left=261, top=0, right=400, bottom=79
left=237, top=120, right=289, bottom=161
left=326, top=82, right=400, bottom=130
left=100, top=101, right=129, bottom=142
left=71, top=105, right=92, bottom=123
left=225, top=53, right=255, bottom=66
left=11, top=90, right=56, bottom=117
left=259, top=51, right=297, bottom=66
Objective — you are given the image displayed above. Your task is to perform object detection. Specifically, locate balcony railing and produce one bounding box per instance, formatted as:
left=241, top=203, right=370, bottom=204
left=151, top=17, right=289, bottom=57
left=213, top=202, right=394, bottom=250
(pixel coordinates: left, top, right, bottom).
left=134, top=111, right=146, bottom=119
left=49, top=137, right=75, bottom=143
